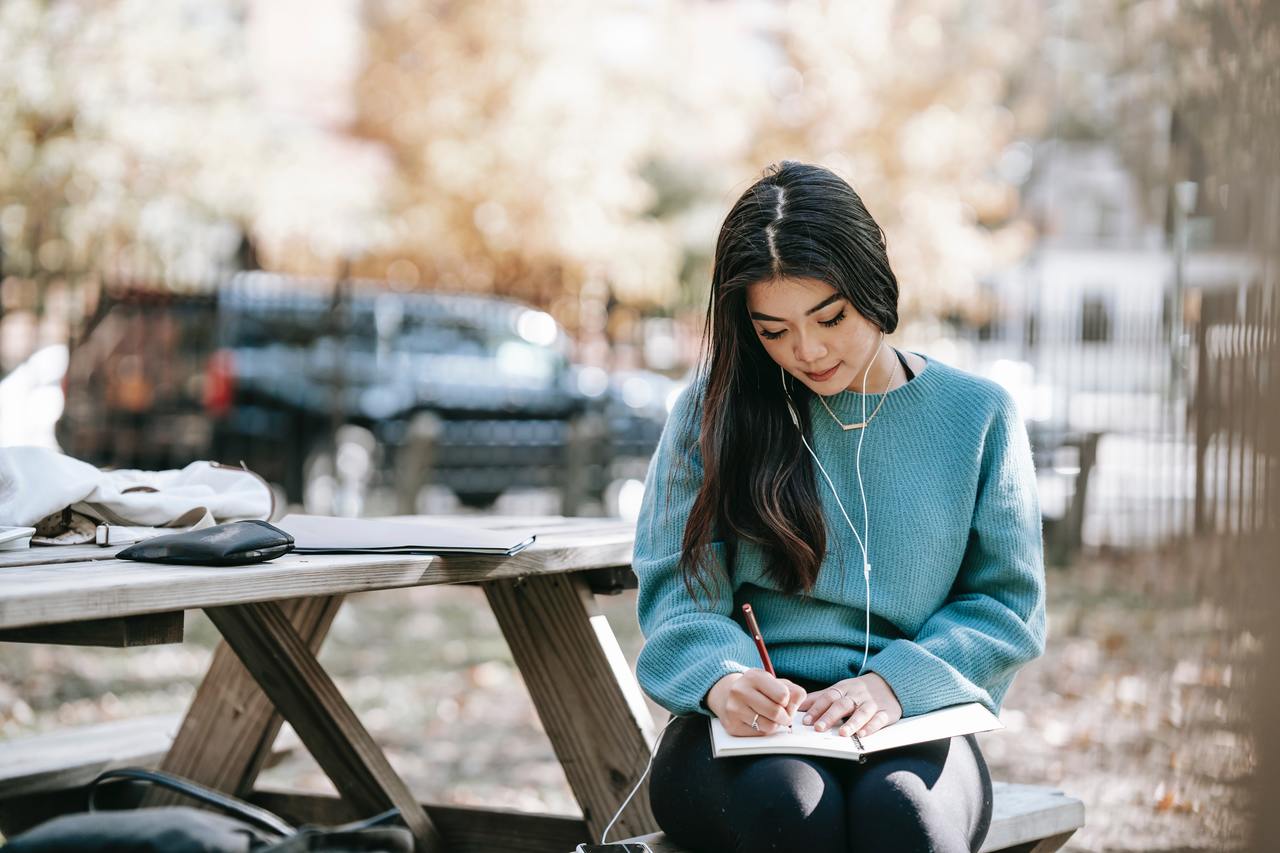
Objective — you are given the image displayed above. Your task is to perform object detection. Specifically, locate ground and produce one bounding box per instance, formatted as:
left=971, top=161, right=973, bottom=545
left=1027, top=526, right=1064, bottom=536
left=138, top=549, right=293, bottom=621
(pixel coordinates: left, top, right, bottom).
left=0, top=543, right=1259, bottom=851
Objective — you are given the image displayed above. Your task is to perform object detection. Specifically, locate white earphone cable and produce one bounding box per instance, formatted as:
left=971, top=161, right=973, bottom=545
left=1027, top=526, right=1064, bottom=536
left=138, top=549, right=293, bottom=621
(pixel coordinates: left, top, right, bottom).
left=852, top=334, right=880, bottom=674
left=785, top=332, right=885, bottom=677
left=598, top=715, right=676, bottom=846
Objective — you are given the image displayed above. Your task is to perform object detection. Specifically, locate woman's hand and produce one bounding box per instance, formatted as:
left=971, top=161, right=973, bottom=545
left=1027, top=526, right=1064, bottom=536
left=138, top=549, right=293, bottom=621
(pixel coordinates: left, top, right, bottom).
left=797, top=672, right=902, bottom=738
left=706, top=670, right=807, bottom=736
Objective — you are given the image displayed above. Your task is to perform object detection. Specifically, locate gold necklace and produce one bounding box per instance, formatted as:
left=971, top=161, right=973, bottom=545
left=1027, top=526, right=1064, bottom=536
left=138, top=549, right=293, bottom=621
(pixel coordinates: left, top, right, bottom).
left=816, top=352, right=898, bottom=431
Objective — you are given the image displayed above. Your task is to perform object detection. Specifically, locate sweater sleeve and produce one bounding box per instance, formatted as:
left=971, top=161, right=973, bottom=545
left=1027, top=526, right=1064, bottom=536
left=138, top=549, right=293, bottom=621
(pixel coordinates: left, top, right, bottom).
left=633, top=383, right=761, bottom=717
left=865, top=394, right=1048, bottom=717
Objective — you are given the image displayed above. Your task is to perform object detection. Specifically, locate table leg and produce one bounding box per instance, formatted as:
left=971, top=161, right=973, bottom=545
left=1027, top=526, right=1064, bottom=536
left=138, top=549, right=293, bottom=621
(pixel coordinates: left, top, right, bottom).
left=485, top=572, right=659, bottom=842
left=197, top=599, right=442, bottom=852
left=148, top=596, right=344, bottom=804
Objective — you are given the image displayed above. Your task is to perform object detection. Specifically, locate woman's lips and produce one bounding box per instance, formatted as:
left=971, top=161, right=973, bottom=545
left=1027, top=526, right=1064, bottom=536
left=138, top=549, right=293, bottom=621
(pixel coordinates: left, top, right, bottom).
left=805, top=364, right=839, bottom=382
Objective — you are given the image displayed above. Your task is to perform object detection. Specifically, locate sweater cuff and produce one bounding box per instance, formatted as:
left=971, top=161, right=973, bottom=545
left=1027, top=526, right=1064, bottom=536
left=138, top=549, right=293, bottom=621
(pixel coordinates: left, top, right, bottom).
left=680, top=654, right=754, bottom=718
left=639, top=645, right=756, bottom=717
left=864, top=639, right=993, bottom=717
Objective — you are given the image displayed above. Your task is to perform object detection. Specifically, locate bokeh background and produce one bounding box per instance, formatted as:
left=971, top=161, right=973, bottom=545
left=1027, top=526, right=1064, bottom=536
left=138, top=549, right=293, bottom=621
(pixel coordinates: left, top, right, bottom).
left=1, top=1, right=1277, bottom=850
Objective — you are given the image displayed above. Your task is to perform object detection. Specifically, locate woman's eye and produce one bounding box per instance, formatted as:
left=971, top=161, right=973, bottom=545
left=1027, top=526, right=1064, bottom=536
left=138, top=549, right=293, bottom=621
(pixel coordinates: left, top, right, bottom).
left=759, top=328, right=785, bottom=341
left=820, top=309, right=847, bottom=328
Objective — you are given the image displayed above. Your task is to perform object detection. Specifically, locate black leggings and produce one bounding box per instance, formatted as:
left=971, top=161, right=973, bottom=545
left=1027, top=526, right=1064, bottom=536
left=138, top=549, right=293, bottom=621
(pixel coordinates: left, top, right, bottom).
left=649, top=695, right=993, bottom=852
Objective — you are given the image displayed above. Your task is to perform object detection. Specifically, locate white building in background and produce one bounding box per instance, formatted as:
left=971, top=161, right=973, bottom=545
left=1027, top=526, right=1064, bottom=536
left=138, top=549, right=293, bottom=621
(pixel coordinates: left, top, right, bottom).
left=988, top=143, right=1255, bottom=402
left=981, top=141, right=1258, bottom=549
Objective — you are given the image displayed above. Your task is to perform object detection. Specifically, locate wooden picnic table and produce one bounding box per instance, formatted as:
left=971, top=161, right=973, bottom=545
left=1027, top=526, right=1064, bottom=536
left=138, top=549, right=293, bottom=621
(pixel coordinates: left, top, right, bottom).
left=0, top=515, right=657, bottom=853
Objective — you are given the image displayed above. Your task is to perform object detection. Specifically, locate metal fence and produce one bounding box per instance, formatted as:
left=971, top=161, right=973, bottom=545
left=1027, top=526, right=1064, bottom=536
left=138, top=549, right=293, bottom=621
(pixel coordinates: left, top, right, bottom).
left=961, top=272, right=1276, bottom=561
left=1193, top=286, right=1278, bottom=541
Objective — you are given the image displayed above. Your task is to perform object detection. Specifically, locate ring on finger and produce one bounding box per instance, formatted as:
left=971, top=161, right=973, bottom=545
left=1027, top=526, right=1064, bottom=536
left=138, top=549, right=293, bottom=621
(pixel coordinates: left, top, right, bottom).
left=828, top=687, right=846, bottom=700
left=751, top=713, right=760, bottom=731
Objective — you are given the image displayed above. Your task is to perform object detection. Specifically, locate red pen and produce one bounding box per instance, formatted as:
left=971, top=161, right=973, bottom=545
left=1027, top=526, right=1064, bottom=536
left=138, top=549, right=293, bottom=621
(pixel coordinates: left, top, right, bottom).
left=741, top=603, right=775, bottom=675
left=742, top=603, right=791, bottom=731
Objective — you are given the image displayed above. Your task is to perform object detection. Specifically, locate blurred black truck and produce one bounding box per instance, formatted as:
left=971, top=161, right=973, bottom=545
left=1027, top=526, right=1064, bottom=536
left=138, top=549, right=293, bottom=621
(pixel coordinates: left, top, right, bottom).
left=57, top=273, right=676, bottom=513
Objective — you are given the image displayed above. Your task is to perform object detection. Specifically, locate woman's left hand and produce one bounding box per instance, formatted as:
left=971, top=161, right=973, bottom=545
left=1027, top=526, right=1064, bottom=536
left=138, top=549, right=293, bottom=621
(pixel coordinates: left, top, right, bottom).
left=797, top=672, right=903, bottom=738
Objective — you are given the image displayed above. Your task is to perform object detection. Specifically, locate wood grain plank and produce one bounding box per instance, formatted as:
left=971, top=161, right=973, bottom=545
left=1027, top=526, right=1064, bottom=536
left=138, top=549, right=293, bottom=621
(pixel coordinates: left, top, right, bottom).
left=250, top=789, right=589, bottom=853
left=0, top=522, right=636, bottom=630
left=0, top=714, right=181, bottom=798
left=203, top=599, right=443, bottom=853
left=614, top=783, right=1085, bottom=853
left=485, top=573, right=658, bottom=842
left=979, top=783, right=1086, bottom=853
left=0, top=544, right=115, bottom=568
left=0, top=611, right=183, bottom=646
left=144, top=596, right=342, bottom=806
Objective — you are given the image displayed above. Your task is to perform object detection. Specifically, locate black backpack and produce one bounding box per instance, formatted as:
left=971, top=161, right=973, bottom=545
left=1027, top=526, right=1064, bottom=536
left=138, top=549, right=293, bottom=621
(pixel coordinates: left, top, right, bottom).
left=2, top=767, right=413, bottom=852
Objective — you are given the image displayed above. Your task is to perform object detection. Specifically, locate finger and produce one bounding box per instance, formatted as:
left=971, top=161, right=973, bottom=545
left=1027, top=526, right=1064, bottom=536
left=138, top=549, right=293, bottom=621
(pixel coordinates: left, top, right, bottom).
left=781, top=681, right=807, bottom=715
left=733, top=673, right=784, bottom=707
left=814, top=697, right=856, bottom=732
left=757, top=675, right=791, bottom=708
left=735, top=707, right=783, bottom=736
left=811, top=685, right=856, bottom=730
left=745, top=691, right=792, bottom=726
left=855, top=710, right=892, bottom=738
left=838, top=700, right=879, bottom=737
left=802, top=685, right=844, bottom=725
left=740, top=670, right=791, bottom=711
left=812, top=701, right=851, bottom=732
left=760, top=678, right=796, bottom=722
left=800, top=695, right=831, bottom=726
left=756, top=715, right=786, bottom=735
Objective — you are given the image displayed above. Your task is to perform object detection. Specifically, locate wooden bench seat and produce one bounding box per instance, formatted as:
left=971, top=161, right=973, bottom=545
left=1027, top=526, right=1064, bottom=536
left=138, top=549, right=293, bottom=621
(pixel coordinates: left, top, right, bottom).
left=0, top=714, right=184, bottom=802
left=608, top=782, right=1085, bottom=853
left=0, top=713, right=295, bottom=839
left=0, top=714, right=183, bottom=838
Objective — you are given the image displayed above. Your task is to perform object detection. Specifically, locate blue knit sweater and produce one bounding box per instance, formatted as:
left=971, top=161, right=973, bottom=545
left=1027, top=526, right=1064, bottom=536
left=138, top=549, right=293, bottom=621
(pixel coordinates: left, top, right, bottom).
left=633, top=355, right=1047, bottom=719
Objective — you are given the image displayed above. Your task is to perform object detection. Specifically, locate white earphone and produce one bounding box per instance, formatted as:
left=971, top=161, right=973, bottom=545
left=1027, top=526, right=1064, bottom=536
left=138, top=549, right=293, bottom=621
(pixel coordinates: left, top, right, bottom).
left=781, top=330, right=885, bottom=676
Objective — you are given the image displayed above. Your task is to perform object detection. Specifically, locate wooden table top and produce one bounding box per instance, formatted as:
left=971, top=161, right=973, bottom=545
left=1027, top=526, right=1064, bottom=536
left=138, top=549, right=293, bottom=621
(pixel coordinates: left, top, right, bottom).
left=0, top=515, right=636, bottom=631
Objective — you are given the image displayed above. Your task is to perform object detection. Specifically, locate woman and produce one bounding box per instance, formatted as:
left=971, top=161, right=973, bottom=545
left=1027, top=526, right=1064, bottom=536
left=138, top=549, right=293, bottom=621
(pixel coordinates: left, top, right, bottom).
left=633, top=162, right=1047, bottom=853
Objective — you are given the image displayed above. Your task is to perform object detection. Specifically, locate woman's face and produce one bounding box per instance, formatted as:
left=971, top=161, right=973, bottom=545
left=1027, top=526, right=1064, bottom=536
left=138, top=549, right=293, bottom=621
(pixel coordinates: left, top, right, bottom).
left=745, top=276, right=884, bottom=396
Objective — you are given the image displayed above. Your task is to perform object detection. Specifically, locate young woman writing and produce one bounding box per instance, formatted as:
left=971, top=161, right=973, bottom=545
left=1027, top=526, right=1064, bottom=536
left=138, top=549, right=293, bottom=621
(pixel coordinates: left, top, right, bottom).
left=632, top=162, right=1047, bottom=852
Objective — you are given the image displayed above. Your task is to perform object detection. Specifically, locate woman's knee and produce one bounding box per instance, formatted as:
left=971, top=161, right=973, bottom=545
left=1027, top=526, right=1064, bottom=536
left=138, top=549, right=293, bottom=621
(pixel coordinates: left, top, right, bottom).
left=848, top=767, right=968, bottom=853
left=729, top=757, right=846, bottom=851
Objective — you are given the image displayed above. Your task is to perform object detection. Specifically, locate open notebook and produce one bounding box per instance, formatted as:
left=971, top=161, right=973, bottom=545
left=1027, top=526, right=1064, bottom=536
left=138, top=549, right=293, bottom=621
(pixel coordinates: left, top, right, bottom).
left=710, top=702, right=1002, bottom=761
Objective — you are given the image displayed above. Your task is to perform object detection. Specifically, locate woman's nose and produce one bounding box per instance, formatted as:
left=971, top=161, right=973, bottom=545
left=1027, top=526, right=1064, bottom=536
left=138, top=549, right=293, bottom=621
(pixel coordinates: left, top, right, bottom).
left=794, top=332, right=826, bottom=364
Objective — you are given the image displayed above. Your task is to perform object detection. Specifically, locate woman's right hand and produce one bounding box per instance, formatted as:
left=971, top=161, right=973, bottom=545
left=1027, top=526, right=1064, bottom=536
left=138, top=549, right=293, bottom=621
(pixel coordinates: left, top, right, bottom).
left=706, top=670, right=806, bottom=736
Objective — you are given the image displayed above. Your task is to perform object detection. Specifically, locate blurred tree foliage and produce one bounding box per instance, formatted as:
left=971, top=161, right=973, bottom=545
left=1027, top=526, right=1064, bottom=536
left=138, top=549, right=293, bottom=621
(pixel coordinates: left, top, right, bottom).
left=0, top=0, right=386, bottom=296
left=1034, top=0, right=1280, bottom=247
left=352, top=0, right=1045, bottom=325
left=0, top=0, right=262, bottom=285
left=743, top=1, right=1044, bottom=318
left=2, top=0, right=1057, bottom=331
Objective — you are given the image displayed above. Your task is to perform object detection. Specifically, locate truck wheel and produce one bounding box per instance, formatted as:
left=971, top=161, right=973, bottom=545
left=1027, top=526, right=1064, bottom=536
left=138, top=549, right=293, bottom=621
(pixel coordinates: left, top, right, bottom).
left=455, top=491, right=501, bottom=510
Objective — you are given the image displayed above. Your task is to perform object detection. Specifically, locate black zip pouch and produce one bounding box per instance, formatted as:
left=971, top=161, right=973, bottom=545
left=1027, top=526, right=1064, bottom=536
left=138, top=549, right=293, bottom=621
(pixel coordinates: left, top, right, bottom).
left=117, top=519, right=294, bottom=566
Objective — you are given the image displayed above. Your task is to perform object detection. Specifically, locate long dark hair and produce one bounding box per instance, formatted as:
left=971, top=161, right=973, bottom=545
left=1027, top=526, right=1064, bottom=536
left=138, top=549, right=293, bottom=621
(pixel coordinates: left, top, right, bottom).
left=677, top=161, right=900, bottom=599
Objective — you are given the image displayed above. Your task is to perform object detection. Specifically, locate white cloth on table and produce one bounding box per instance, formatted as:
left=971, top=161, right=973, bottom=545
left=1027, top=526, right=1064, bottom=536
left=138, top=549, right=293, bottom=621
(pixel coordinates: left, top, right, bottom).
left=0, top=446, right=273, bottom=531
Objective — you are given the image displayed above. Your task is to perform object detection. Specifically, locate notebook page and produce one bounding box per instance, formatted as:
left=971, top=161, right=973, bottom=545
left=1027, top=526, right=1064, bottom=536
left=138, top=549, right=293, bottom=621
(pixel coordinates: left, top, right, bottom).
left=855, top=702, right=1003, bottom=752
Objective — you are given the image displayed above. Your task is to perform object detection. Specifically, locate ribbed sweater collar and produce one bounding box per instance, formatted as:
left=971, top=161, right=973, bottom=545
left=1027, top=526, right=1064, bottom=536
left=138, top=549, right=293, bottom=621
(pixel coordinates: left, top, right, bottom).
left=812, top=351, right=944, bottom=421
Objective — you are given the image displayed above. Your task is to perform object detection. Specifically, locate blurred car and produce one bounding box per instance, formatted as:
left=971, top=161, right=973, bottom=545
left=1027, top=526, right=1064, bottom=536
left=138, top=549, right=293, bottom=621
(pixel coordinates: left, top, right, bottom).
left=57, top=273, right=673, bottom=512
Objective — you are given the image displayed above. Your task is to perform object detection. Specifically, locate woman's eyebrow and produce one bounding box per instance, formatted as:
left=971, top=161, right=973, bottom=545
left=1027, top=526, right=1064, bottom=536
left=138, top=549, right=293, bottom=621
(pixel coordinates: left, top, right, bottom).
left=749, top=293, right=843, bottom=322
